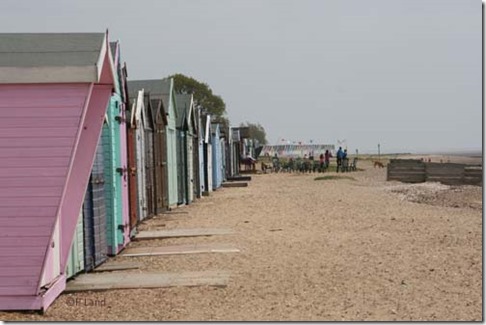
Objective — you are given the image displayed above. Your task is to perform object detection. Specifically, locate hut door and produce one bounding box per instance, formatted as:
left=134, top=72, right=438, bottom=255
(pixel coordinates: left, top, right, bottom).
left=136, top=126, right=147, bottom=221
left=153, top=124, right=167, bottom=214
left=153, top=127, right=163, bottom=214
left=192, top=136, right=200, bottom=199
left=187, top=135, right=194, bottom=203
left=177, top=131, right=186, bottom=204
left=144, top=128, right=155, bottom=217
left=160, top=128, right=168, bottom=210
left=127, top=127, right=138, bottom=230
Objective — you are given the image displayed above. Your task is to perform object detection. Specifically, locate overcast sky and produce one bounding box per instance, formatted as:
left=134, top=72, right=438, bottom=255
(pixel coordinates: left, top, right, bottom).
left=0, top=0, right=481, bottom=153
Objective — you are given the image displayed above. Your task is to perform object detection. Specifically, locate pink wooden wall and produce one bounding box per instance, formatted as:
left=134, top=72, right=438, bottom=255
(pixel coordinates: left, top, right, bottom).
left=0, top=84, right=91, bottom=296
left=0, top=83, right=112, bottom=309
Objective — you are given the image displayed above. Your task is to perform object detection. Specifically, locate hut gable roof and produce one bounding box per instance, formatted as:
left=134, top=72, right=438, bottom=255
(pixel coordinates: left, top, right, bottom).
left=0, top=33, right=115, bottom=84
left=127, top=79, right=177, bottom=124
left=175, top=94, right=195, bottom=129
left=127, top=79, right=170, bottom=99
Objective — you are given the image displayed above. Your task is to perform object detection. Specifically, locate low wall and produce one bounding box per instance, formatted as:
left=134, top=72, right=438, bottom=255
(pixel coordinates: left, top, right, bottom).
left=387, top=159, right=482, bottom=186
left=387, top=159, right=426, bottom=183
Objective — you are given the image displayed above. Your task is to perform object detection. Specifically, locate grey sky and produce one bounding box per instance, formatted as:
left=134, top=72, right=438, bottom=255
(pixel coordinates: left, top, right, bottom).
left=0, top=0, right=481, bottom=153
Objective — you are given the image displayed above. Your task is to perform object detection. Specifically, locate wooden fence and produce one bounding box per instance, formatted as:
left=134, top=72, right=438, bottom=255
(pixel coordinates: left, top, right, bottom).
left=387, top=159, right=482, bottom=186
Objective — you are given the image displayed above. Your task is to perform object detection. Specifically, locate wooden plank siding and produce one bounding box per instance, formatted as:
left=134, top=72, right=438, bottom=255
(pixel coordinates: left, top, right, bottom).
left=82, top=139, right=108, bottom=272
left=0, top=83, right=91, bottom=297
left=111, top=41, right=131, bottom=247
left=102, top=95, right=125, bottom=255
left=135, top=118, right=148, bottom=221
left=58, top=84, right=113, bottom=274
left=133, top=90, right=149, bottom=222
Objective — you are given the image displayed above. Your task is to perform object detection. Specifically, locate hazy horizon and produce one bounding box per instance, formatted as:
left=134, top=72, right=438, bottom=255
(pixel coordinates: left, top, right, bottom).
left=0, top=0, right=481, bottom=154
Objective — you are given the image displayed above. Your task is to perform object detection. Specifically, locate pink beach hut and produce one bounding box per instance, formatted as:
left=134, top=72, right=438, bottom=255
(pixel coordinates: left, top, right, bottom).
left=0, top=32, right=115, bottom=310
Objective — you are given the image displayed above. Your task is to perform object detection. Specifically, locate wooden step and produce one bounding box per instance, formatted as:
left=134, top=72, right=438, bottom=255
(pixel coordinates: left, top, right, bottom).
left=227, top=176, right=252, bottom=181
left=222, top=182, right=248, bottom=188
left=122, top=243, right=240, bottom=257
left=65, top=271, right=230, bottom=292
left=134, top=228, right=235, bottom=240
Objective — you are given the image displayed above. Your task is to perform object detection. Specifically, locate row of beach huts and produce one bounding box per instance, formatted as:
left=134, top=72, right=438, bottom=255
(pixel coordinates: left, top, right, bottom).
left=0, top=31, right=258, bottom=311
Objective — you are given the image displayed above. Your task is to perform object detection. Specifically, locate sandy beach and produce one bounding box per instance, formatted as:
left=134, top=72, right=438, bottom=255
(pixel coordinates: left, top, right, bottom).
left=1, top=159, right=481, bottom=321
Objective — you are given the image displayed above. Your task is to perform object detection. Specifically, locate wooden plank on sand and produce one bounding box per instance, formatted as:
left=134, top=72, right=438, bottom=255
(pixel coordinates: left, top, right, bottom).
left=134, top=228, right=235, bottom=240
left=222, top=182, right=248, bottom=188
left=227, top=176, right=252, bottom=181
left=65, top=271, right=230, bottom=292
left=161, top=210, right=189, bottom=215
left=93, top=262, right=141, bottom=272
left=121, top=243, right=240, bottom=257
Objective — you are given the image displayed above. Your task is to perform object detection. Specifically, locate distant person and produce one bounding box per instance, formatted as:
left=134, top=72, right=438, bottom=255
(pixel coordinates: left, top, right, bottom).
left=336, top=147, right=343, bottom=172
left=309, top=152, right=316, bottom=172
left=324, top=149, right=332, bottom=169
left=272, top=153, right=280, bottom=172
left=342, top=149, right=348, bottom=172
left=319, top=153, right=325, bottom=172
left=287, top=157, right=294, bottom=172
